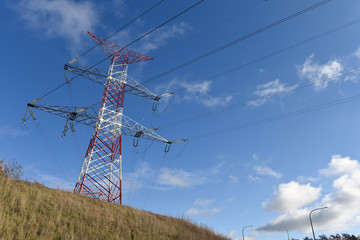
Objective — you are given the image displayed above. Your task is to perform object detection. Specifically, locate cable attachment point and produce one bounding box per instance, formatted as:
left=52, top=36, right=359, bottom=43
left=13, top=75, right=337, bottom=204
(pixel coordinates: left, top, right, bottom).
left=62, top=117, right=70, bottom=137
left=152, top=101, right=158, bottom=111
left=20, top=107, right=30, bottom=126
left=164, top=143, right=172, bottom=153
left=133, top=138, right=139, bottom=147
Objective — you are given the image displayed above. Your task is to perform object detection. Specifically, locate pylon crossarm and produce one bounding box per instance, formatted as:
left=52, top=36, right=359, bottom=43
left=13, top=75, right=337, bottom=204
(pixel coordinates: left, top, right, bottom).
left=65, top=64, right=172, bottom=101
left=64, top=64, right=107, bottom=85
left=26, top=103, right=98, bottom=127
left=121, top=115, right=170, bottom=143
left=88, top=31, right=153, bottom=65
left=26, top=103, right=170, bottom=143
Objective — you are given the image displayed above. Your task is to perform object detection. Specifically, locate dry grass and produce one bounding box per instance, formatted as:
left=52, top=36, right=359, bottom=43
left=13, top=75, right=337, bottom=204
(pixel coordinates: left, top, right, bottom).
left=0, top=177, right=228, bottom=240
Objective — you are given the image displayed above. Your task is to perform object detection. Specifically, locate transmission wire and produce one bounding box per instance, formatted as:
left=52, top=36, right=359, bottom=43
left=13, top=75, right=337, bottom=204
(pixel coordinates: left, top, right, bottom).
left=158, top=66, right=360, bottom=129
left=188, top=93, right=360, bottom=140
left=143, top=151, right=168, bottom=208
left=34, top=120, right=72, bottom=183
left=154, top=0, right=267, bottom=58
left=78, top=0, right=166, bottom=60
left=142, top=0, right=331, bottom=85
left=36, top=0, right=204, bottom=101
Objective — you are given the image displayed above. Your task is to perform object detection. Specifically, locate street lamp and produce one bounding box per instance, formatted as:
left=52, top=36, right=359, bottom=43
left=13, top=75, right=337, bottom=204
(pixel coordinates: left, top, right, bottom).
left=309, top=207, right=328, bottom=240
left=242, top=225, right=253, bottom=240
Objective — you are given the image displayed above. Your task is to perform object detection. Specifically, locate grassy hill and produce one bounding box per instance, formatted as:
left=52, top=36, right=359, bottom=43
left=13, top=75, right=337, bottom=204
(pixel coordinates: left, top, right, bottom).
left=0, top=176, right=228, bottom=240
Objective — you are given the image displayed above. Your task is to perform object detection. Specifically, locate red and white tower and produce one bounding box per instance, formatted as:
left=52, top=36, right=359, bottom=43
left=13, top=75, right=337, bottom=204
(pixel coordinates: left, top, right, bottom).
left=74, top=32, right=170, bottom=204
left=23, top=32, right=174, bottom=205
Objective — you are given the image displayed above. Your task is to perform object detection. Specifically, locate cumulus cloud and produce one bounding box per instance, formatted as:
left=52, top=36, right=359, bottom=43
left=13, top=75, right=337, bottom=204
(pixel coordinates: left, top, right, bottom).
left=248, top=174, right=262, bottom=182
left=157, top=168, right=197, bottom=188
left=0, top=125, right=28, bottom=139
left=248, top=79, right=297, bottom=107
left=297, top=54, right=344, bottom=90
left=254, top=166, right=282, bottom=179
left=194, top=199, right=214, bottom=206
left=257, top=155, right=360, bottom=233
left=14, top=0, right=99, bottom=53
left=229, top=175, right=239, bottom=184
left=262, top=181, right=321, bottom=212
left=155, top=78, right=233, bottom=108
left=139, top=22, right=190, bottom=53
left=37, top=173, right=73, bottom=190
left=186, top=207, right=220, bottom=216
left=354, top=47, right=360, bottom=59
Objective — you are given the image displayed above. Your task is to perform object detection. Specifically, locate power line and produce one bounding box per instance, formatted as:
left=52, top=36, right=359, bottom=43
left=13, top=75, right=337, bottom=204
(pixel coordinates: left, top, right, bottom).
left=154, top=0, right=267, bottom=59
left=77, top=0, right=166, bottom=60
left=37, top=0, right=204, bottom=101
left=206, top=18, right=360, bottom=81
left=143, top=151, right=168, bottom=208
left=158, top=66, right=360, bottom=129
left=87, top=17, right=360, bottom=112
left=142, top=0, right=331, bottom=85
left=188, top=93, right=360, bottom=140
left=84, top=0, right=205, bottom=73
left=34, top=120, right=72, bottom=182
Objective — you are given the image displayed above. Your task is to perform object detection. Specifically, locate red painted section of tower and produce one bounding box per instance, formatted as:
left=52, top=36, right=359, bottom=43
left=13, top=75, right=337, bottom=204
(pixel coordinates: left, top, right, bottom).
left=87, top=31, right=153, bottom=66
left=74, top=32, right=153, bottom=204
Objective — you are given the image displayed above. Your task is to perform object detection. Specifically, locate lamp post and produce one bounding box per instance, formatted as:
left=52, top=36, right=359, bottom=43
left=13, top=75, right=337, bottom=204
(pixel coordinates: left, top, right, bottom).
left=242, top=225, right=253, bottom=240
left=309, top=207, right=327, bottom=240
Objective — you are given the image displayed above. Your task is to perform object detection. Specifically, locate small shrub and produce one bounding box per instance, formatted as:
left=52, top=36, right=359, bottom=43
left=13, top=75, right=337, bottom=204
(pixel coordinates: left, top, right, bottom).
left=0, top=157, right=24, bottom=180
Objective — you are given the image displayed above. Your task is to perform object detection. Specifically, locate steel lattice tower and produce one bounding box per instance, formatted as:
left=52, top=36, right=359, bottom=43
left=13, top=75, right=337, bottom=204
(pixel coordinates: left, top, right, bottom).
left=74, top=32, right=164, bottom=204
left=23, top=32, right=177, bottom=205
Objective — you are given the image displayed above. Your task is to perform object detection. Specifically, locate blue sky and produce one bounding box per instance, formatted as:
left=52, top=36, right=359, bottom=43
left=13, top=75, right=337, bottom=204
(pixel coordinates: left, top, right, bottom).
left=1, top=0, right=360, bottom=239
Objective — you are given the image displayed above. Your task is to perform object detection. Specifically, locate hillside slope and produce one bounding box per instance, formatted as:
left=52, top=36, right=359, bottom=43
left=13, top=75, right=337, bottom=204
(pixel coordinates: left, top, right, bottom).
left=0, top=177, right=228, bottom=240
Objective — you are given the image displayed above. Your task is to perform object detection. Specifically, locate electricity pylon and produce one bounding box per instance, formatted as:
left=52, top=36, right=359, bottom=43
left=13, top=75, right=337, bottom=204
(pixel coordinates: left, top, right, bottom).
left=22, top=32, right=181, bottom=205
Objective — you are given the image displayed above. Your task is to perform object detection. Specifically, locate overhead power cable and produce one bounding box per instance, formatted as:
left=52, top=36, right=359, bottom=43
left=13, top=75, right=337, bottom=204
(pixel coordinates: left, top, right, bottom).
left=154, top=0, right=267, bottom=58
left=86, top=18, right=360, bottom=112
left=158, top=66, right=360, bottom=129
left=77, top=0, right=166, bottom=60
left=142, top=0, right=331, bottom=85
left=37, top=0, right=205, bottom=101
left=206, top=18, right=360, bottom=81
left=188, top=93, right=360, bottom=140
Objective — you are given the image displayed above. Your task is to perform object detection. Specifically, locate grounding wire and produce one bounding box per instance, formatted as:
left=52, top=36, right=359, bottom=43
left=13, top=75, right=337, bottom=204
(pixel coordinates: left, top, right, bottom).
left=86, top=16, right=360, bottom=108
left=34, top=120, right=72, bottom=182
left=80, top=0, right=205, bottom=76
left=142, top=0, right=331, bottom=85
left=78, top=0, right=166, bottom=60
left=158, top=65, right=360, bottom=129
left=154, top=0, right=267, bottom=59
left=37, top=0, right=204, bottom=101
left=187, top=93, right=360, bottom=141
left=206, top=17, right=360, bottom=81
left=143, top=151, right=168, bottom=208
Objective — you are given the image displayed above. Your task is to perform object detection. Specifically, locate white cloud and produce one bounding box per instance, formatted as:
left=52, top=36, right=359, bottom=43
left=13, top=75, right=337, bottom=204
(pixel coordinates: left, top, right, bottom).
left=194, top=199, right=214, bottom=206
left=0, top=125, right=28, bottom=139
left=354, top=46, right=360, bottom=59
left=296, top=175, right=319, bottom=183
left=262, top=181, right=322, bottom=212
left=254, top=166, right=282, bottom=179
left=228, top=231, right=254, bottom=240
left=156, top=78, right=233, bottom=108
left=37, top=173, right=73, bottom=190
left=248, top=174, right=262, bottom=182
left=257, top=155, right=360, bottom=233
left=229, top=175, right=239, bottom=184
left=157, top=168, right=206, bottom=189
left=252, top=153, right=259, bottom=161
left=186, top=207, right=220, bottom=216
left=248, top=79, right=297, bottom=107
left=297, top=54, right=344, bottom=90
left=139, top=22, right=190, bottom=53
left=15, top=0, right=99, bottom=53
